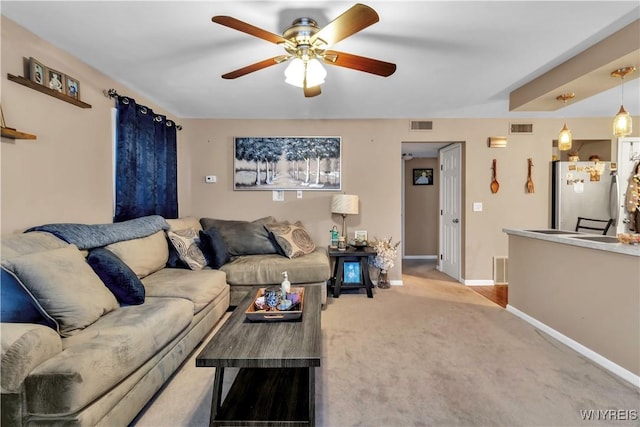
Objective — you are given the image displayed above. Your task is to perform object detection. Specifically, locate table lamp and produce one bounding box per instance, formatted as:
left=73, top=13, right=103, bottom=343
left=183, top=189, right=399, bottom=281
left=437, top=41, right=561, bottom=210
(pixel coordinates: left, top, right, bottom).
left=331, top=194, right=359, bottom=238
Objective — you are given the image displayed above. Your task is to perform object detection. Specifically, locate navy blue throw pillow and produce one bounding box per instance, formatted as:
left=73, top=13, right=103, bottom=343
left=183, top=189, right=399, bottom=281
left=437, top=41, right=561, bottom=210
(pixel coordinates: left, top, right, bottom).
left=1, top=267, right=56, bottom=327
left=87, top=248, right=145, bottom=305
left=199, top=228, right=231, bottom=269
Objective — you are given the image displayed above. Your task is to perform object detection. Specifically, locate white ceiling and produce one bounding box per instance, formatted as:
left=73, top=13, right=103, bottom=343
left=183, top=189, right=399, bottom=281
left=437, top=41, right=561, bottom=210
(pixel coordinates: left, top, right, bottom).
left=2, top=1, right=639, bottom=121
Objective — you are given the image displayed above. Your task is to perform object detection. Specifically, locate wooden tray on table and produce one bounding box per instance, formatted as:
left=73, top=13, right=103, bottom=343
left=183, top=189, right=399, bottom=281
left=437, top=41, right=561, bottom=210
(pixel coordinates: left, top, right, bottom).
left=245, top=287, right=305, bottom=321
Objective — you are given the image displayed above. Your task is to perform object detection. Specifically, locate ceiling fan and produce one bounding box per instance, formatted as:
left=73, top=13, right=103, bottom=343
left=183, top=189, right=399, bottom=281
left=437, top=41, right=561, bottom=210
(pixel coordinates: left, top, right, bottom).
left=212, top=3, right=396, bottom=97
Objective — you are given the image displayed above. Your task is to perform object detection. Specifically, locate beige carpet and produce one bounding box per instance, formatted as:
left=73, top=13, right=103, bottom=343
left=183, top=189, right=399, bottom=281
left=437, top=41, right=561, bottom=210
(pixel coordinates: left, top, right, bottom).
left=132, top=264, right=639, bottom=426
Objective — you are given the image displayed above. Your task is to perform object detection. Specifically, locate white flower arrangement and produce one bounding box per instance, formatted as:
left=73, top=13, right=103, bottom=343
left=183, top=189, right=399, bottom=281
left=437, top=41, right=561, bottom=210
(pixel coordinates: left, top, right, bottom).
left=371, top=237, right=400, bottom=272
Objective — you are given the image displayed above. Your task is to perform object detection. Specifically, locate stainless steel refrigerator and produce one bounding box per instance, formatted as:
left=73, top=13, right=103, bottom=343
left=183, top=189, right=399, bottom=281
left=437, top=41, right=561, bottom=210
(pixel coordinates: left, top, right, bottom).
left=551, top=161, right=618, bottom=235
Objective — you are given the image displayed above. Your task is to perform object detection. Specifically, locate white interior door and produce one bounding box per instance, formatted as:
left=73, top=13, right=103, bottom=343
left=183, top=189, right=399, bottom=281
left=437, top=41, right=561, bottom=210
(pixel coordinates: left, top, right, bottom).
left=439, top=144, right=461, bottom=280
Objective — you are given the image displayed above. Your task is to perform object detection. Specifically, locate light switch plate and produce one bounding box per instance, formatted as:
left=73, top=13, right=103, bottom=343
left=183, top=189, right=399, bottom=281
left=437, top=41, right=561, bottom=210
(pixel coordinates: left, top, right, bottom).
left=205, top=175, right=216, bottom=183
left=473, top=202, right=483, bottom=212
left=297, top=190, right=302, bottom=199
left=272, top=190, right=284, bottom=201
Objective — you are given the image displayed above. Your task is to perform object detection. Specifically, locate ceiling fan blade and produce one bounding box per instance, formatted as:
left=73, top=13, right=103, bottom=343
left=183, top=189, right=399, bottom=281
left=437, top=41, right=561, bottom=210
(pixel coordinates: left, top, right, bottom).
left=324, top=50, right=396, bottom=77
left=221, top=56, right=287, bottom=79
left=212, top=16, right=290, bottom=45
left=304, top=85, right=322, bottom=98
left=311, top=3, right=379, bottom=47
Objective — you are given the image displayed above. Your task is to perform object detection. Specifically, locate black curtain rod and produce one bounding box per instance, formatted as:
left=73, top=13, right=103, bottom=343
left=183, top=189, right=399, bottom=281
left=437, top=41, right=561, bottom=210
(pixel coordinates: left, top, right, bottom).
left=103, top=88, right=182, bottom=130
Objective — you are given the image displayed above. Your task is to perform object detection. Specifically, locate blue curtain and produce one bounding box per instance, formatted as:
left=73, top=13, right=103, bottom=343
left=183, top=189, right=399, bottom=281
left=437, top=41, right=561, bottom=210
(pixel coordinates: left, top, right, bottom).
left=114, top=96, right=178, bottom=222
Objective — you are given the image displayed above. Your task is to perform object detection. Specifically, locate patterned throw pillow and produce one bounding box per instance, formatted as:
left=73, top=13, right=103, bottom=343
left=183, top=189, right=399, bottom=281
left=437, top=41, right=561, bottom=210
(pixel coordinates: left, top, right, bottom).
left=167, top=228, right=207, bottom=270
left=265, top=221, right=316, bottom=259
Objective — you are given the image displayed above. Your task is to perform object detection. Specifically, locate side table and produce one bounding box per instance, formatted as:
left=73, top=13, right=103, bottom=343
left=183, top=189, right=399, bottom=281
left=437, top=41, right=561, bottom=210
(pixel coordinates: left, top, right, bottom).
left=328, top=246, right=375, bottom=298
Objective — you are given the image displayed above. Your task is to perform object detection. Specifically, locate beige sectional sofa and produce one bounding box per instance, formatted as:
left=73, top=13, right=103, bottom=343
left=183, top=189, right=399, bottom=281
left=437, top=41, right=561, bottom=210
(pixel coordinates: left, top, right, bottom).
left=1, top=217, right=229, bottom=426
left=0, top=215, right=330, bottom=426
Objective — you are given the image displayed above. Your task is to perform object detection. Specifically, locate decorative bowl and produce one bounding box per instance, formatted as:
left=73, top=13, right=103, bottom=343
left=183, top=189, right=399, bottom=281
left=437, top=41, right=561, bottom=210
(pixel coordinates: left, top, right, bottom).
left=349, top=240, right=368, bottom=249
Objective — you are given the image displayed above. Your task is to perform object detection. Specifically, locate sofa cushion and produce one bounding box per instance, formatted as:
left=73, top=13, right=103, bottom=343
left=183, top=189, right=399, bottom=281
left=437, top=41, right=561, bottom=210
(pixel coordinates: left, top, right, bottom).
left=86, top=248, right=146, bottom=305
left=2, top=245, right=119, bottom=337
left=220, top=248, right=331, bottom=285
left=25, top=297, right=193, bottom=416
left=166, top=217, right=202, bottom=232
left=199, top=228, right=231, bottom=268
left=105, top=230, right=168, bottom=278
left=1, top=323, right=62, bottom=393
left=0, top=231, right=68, bottom=260
left=167, top=229, right=207, bottom=271
left=265, top=221, right=316, bottom=258
left=199, top=216, right=277, bottom=256
left=142, top=268, right=229, bottom=314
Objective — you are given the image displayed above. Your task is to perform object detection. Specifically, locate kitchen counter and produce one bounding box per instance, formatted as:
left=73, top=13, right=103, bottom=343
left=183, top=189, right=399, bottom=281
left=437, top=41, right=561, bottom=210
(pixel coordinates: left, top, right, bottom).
left=504, top=228, right=640, bottom=386
left=503, top=228, right=640, bottom=256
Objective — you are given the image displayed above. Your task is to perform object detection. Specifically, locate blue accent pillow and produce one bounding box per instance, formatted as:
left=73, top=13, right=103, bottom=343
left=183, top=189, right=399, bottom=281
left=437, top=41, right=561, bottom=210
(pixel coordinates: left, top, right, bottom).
left=87, top=248, right=145, bottom=305
left=1, top=267, right=56, bottom=327
left=199, top=228, right=231, bottom=269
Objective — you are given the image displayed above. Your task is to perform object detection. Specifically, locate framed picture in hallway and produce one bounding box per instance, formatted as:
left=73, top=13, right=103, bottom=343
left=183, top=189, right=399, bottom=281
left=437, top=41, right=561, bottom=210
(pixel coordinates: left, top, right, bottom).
left=413, top=168, right=433, bottom=185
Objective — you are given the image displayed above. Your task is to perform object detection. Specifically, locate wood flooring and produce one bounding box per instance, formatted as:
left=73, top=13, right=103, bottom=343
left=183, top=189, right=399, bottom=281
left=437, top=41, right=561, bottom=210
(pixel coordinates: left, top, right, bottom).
left=402, top=259, right=508, bottom=308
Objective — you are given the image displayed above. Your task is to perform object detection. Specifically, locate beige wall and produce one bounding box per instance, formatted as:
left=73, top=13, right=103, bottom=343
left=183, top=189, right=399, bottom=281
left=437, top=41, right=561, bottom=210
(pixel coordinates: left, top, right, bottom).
left=404, top=157, right=439, bottom=256
left=508, top=234, right=639, bottom=377
left=2, top=17, right=639, bottom=283
left=0, top=16, right=181, bottom=231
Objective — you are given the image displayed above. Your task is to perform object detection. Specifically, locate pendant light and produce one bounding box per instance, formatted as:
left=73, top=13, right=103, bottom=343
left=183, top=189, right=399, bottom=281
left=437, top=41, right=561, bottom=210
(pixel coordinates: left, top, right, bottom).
left=556, top=93, right=575, bottom=151
left=611, top=66, right=636, bottom=138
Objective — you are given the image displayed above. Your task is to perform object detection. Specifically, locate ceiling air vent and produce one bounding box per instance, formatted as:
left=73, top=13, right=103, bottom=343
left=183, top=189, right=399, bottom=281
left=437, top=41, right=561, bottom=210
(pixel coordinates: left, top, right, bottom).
left=509, top=123, right=534, bottom=134
left=410, top=120, right=433, bottom=131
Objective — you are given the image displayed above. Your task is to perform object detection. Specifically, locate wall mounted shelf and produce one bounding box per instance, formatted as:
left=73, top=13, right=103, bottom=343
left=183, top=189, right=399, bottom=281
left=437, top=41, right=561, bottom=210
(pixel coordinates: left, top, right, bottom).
left=1, top=127, right=37, bottom=140
left=7, top=74, right=92, bottom=109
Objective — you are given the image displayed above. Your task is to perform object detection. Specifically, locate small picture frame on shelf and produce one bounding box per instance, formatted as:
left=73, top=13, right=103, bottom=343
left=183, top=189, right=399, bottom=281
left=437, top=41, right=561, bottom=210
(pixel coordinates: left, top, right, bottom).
left=413, top=168, right=434, bottom=185
left=65, top=75, right=80, bottom=100
left=343, top=262, right=361, bottom=283
left=354, top=230, right=368, bottom=242
left=46, top=68, right=64, bottom=93
left=29, top=57, right=46, bottom=86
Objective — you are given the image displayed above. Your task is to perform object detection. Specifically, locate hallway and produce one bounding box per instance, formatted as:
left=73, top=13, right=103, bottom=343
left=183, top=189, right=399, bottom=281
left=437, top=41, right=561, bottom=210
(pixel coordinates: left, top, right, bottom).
left=402, top=259, right=507, bottom=308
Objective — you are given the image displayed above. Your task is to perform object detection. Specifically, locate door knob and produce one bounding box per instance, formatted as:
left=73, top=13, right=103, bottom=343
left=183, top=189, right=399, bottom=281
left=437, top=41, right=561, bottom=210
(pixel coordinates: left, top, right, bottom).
left=452, top=218, right=459, bottom=223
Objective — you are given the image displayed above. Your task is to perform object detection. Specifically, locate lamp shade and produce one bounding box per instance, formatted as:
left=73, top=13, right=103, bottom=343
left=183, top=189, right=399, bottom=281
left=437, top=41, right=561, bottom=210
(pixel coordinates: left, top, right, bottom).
left=558, top=123, right=572, bottom=151
left=331, top=194, right=359, bottom=215
left=613, top=105, right=632, bottom=137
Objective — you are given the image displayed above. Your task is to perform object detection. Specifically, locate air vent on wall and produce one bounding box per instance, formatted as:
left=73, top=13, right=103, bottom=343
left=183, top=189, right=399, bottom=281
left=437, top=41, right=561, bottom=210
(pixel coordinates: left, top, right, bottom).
left=509, top=123, right=534, bottom=134
left=493, top=256, right=508, bottom=284
left=410, top=120, right=433, bottom=131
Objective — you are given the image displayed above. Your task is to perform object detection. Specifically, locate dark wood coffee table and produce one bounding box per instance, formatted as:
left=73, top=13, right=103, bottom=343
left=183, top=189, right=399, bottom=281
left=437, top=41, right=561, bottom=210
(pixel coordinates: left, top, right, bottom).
left=195, top=285, right=321, bottom=427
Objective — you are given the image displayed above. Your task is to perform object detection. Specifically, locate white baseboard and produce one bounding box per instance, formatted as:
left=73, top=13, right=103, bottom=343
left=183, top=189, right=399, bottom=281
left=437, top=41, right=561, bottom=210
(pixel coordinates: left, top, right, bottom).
left=506, top=304, right=640, bottom=388
left=463, top=279, right=494, bottom=286
left=403, top=255, right=438, bottom=260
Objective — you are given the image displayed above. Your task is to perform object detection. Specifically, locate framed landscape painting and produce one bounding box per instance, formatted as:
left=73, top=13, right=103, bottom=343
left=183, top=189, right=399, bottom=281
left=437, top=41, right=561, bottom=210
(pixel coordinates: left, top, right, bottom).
left=233, top=136, right=342, bottom=191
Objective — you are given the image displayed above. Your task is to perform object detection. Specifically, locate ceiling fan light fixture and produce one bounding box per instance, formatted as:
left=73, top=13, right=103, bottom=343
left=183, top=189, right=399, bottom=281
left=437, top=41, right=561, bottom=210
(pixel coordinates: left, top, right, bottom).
left=284, top=58, right=305, bottom=87
left=305, top=58, right=327, bottom=87
left=284, top=58, right=326, bottom=88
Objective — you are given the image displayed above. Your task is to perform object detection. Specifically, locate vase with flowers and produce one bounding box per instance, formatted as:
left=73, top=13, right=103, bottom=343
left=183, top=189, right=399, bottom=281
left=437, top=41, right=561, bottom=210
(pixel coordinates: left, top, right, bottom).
left=370, top=237, right=400, bottom=289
